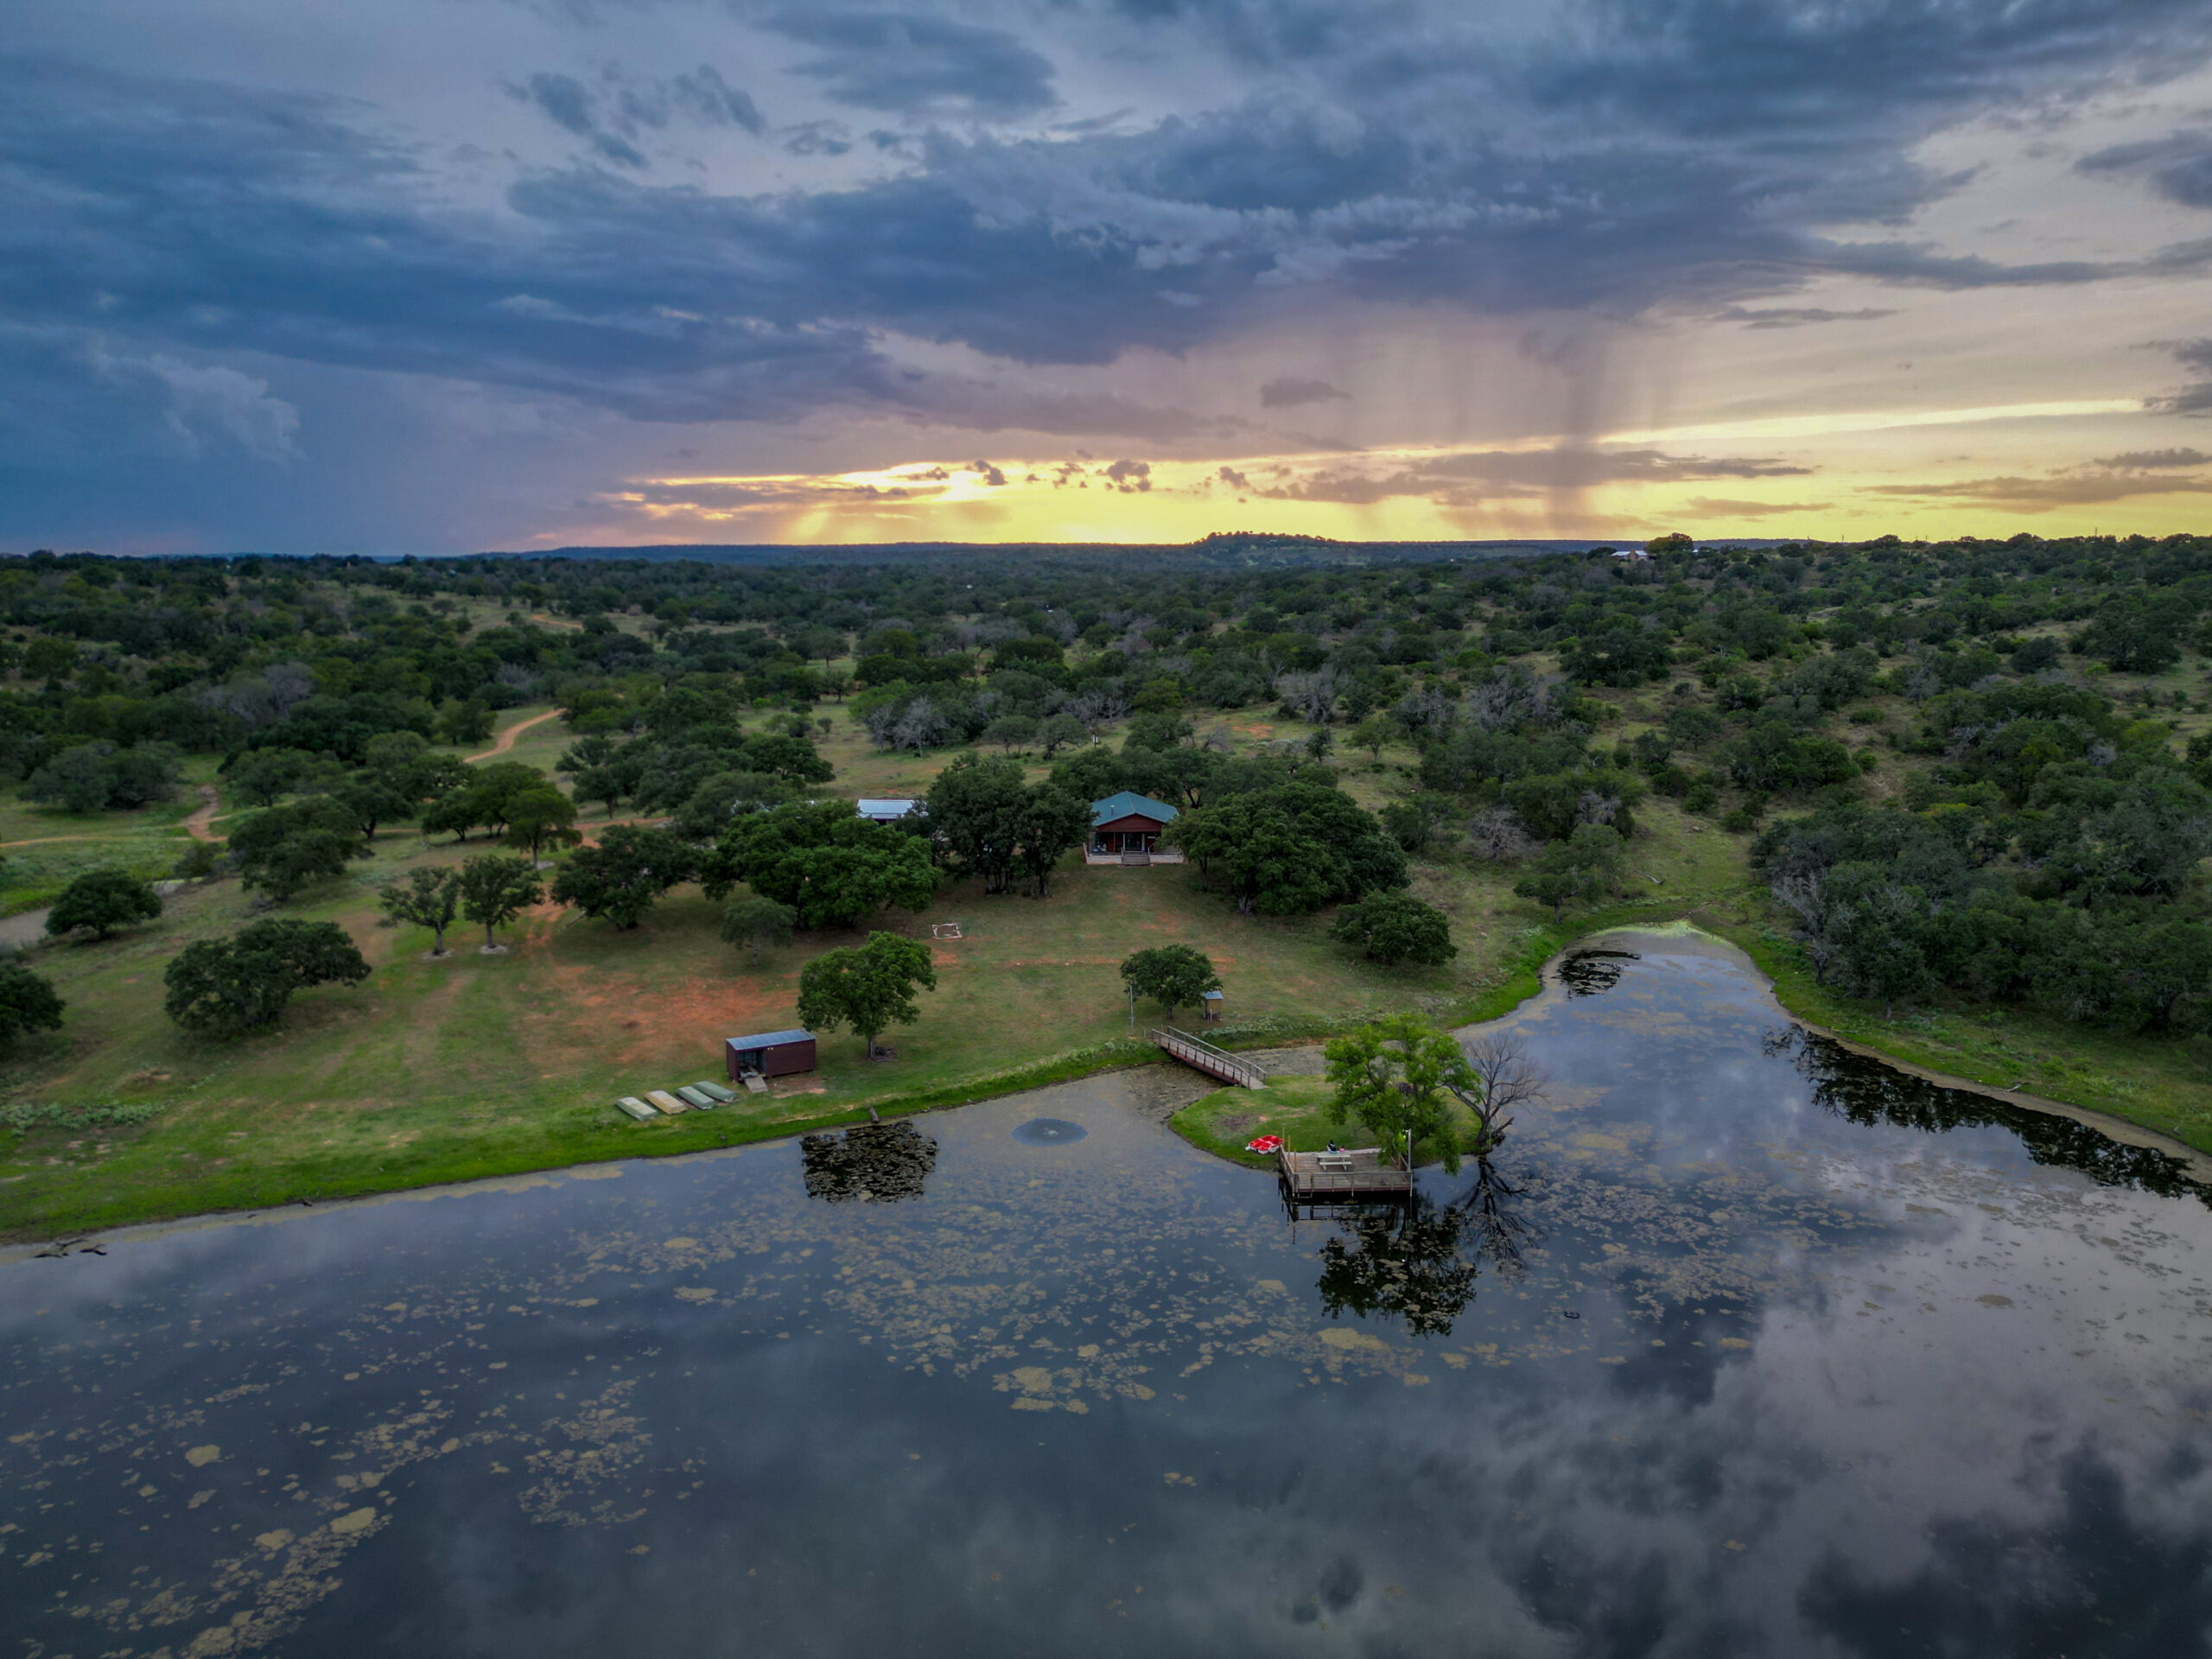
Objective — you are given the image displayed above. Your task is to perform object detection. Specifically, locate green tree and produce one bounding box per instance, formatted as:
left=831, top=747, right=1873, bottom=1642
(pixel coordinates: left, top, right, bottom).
left=928, top=752, right=1031, bottom=893
left=798, top=931, right=938, bottom=1058
left=228, top=747, right=315, bottom=808
left=721, top=895, right=798, bottom=963
left=1323, top=1013, right=1480, bottom=1175
left=25, top=741, right=182, bottom=813
left=1513, top=823, right=1624, bottom=922
left=1014, top=786, right=1091, bottom=897
left=550, top=824, right=695, bottom=929
left=500, top=785, right=582, bottom=861
left=328, top=774, right=411, bottom=843
left=1349, top=715, right=1394, bottom=760
left=379, top=866, right=462, bottom=955
left=46, top=869, right=162, bottom=942
left=457, top=854, right=543, bottom=950
left=1821, top=861, right=1935, bottom=1020
left=435, top=698, right=495, bottom=745
left=1169, top=784, right=1403, bottom=916
left=1119, top=944, right=1220, bottom=1022
left=982, top=715, right=1039, bottom=754
left=22, top=637, right=79, bottom=684
left=162, top=919, right=371, bottom=1036
left=1038, top=713, right=1089, bottom=758
left=1329, top=890, right=1456, bottom=966
left=228, top=797, right=365, bottom=900
left=0, top=960, right=66, bottom=1047
left=1378, top=792, right=1456, bottom=854
left=709, top=801, right=937, bottom=929
left=421, top=762, right=548, bottom=842
left=365, top=731, right=470, bottom=806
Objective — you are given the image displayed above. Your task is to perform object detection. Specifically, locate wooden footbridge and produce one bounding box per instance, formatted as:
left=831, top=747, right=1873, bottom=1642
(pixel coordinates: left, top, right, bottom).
left=1150, top=1027, right=1266, bottom=1089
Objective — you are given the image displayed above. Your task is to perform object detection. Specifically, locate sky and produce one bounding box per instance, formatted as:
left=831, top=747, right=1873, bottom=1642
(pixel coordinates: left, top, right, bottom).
left=7, top=0, right=2212, bottom=555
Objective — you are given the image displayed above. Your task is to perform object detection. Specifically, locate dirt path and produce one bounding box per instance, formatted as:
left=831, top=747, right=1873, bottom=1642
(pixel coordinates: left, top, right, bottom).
left=183, top=785, right=221, bottom=842
left=467, top=709, right=562, bottom=764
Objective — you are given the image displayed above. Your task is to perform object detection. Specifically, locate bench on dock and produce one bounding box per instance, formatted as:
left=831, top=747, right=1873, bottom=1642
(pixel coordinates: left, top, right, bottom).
left=1150, top=1027, right=1265, bottom=1089
left=1277, top=1147, right=1413, bottom=1199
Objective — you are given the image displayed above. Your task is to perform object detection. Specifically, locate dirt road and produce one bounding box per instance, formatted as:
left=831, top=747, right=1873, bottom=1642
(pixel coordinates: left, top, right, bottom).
left=467, top=709, right=562, bottom=764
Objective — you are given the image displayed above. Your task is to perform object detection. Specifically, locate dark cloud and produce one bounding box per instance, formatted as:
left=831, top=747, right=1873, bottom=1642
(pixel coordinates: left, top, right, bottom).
left=511, top=63, right=766, bottom=168
left=1864, top=471, right=2212, bottom=511
left=9, top=0, right=2212, bottom=548
left=1259, top=376, right=1347, bottom=407
left=1713, top=306, right=1899, bottom=329
left=2149, top=338, right=2212, bottom=413
left=2096, top=447, right=2209, bottom=468
left=1254, top=447, right=1810, bottom=505
left=766, top=12, right=1058, bottom=118
left=1675, top=496, right=1834, bottom=518
left=781, top=121, right=854, bottom=156
left=2077, top=129, right=2212, bottom=208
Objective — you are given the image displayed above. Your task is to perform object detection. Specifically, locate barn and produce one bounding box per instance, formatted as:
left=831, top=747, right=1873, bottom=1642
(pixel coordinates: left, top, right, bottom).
left=725, top=1028, right=818, bottom=1081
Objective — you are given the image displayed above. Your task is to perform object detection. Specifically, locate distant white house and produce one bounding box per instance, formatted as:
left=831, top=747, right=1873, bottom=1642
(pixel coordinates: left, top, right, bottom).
left=856, top=798, right=921, bottom=823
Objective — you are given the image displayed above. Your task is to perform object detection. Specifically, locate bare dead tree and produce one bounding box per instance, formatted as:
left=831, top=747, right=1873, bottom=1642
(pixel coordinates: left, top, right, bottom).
left=1448, top=1032, right=1547, bottom=1157
left=1468, top=805, right=1536, bottom=863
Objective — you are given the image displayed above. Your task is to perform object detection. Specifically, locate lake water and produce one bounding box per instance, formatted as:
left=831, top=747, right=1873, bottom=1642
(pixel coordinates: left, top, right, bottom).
left=5, top=931, right=2210, bottom=1657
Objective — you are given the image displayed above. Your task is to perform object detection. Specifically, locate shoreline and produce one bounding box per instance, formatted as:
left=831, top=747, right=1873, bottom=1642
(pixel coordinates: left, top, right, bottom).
left=7, top=905, right=2206, bottom=1247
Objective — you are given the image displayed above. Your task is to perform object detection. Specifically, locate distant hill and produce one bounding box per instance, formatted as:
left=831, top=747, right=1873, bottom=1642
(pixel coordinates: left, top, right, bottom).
left=469, top=536, right=1790, bottom=570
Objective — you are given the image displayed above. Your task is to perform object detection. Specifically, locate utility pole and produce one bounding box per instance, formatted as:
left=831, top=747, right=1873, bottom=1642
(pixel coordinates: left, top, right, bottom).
left=1128, top=982, right=1136, bottom=1036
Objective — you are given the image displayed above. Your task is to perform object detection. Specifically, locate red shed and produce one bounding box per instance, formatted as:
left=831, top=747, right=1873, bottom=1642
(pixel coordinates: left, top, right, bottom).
left=726, top=1027, right=818, bottom=1080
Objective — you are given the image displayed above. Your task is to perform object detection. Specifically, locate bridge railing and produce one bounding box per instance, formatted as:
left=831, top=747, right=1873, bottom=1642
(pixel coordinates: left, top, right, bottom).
left=1150, top=1027, right=1266, bottom=1089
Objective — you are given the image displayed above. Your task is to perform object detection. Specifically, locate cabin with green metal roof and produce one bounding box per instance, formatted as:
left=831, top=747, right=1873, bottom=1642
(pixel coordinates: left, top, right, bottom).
left=1089, top=791, right=1182, bottom=864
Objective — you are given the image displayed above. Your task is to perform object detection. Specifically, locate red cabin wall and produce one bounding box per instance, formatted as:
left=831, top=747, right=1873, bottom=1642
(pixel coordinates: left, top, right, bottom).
left=762, top=1041, right=816, bottom=1077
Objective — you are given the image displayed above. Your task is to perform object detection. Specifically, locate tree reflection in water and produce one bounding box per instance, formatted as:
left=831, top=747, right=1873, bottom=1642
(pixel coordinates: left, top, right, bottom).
left=1314, top=1162, right=1535, bottom=1338
left=800, top=1122, right=939, bottom=1203
left=1763, top=1025, right=2210, bottom=1205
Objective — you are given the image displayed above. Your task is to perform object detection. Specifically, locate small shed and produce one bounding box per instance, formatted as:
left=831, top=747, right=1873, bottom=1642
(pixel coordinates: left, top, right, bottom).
left=1200, top=988, right=1224, bottom=1022
left=726, top=1028, right=818, bottom=1081
left=857, top=798, right=920, bottom=824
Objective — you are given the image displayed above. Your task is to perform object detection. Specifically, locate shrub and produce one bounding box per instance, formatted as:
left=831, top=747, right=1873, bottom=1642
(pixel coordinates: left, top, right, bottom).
left=46, top=869, right=162, bottom=941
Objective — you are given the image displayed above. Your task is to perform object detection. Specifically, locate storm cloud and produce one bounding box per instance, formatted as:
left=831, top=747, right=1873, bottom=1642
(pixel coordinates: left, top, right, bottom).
left=8, top=0, right=2212, bottom=547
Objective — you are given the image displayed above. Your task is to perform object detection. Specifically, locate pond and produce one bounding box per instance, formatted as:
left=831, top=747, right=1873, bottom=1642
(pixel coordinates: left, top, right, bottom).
left=4, top=930, right=2210, bottom=1657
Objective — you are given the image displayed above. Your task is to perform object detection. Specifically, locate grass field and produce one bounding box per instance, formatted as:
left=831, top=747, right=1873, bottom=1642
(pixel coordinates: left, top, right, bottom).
left=1, top=697, right=2208, bottom=1243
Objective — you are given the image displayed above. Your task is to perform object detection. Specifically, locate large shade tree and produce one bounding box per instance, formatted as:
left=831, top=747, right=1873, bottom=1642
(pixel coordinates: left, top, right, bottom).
left=550, top=825, right=696, bottom=930
left=1118, top=945, right=1220, bottom=1024
left=1323, top=1013, right=1480, bottom=1174
left=797, top=931, right=938, bottom=1059
left=163, top=920, right=371, bottom=1036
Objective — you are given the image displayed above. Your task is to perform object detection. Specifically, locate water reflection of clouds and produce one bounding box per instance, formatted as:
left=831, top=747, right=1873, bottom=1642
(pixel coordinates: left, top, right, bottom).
left=3, top=938, right=2210, bottom=1654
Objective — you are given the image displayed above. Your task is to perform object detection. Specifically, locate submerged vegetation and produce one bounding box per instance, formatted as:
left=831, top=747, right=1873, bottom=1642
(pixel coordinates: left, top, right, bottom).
left=0, top=530, right=2203, bottom=1234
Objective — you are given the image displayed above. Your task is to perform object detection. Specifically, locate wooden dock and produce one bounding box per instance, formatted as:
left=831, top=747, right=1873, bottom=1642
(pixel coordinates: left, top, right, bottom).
left=1150, top=1027, right=1265, bottom=1089
left=1277, top=1147, right=1413, bottom=1200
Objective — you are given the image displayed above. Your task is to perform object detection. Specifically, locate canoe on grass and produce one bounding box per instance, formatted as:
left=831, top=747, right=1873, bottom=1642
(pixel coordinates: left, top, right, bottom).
left=645, top=1090, right=689, bottom=1114
left=675, top=1086, right=716, bottom=1110
left=689, top=1080, right=736, bottom=1103
left=614, top=1096, right=658, bottom=1121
